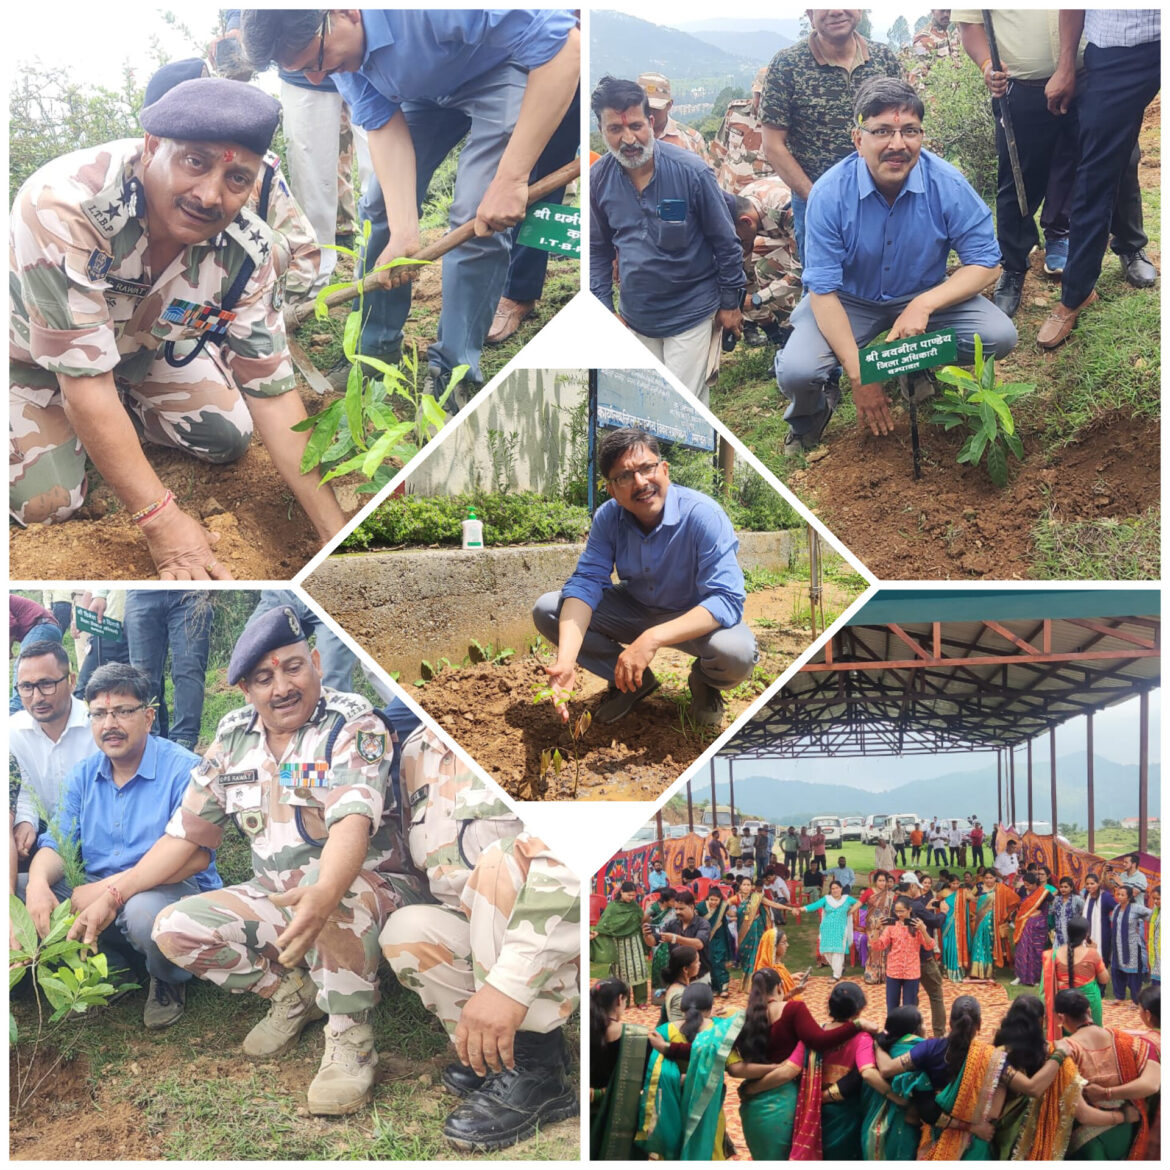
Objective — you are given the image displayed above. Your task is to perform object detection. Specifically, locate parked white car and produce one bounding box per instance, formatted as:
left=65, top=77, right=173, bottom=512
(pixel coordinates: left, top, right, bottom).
left=841, top=816, right=865, bottom=841
left=809, top=815, right=843, bottom=850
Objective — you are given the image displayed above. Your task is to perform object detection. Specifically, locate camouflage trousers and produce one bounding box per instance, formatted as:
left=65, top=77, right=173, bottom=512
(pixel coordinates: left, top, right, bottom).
left=10, top=345, right=253, bottom=525
left=380, top=843, right=580, bottom=1037
left=337, top=104, right=357, bottom=237
left=153, top=872, right=400, bottom=1018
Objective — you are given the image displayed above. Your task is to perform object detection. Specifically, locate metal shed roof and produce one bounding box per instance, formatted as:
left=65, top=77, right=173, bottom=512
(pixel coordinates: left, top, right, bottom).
left=723, top=590, right=1160, bottom=759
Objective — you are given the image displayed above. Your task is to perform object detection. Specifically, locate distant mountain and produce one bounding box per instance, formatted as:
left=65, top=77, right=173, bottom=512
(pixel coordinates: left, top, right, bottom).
left=677, top=18, right=804, bottom=39
left=683, top=29, right=793, bottom=64
left=715, top=754, right=1161, bottom=831
left=590, top=10, right=759, bottom=88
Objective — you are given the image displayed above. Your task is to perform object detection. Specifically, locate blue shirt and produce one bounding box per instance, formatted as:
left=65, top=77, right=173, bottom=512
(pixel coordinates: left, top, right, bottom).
left=41, top=735, right=221, bottom=891
left=562, top=484, right=746, bottom=628
left=802, top=148, right=1001, bottom=301
left=830, top=865, right=855, bottom=887
left=332, top=10, right=576, bottom=130
left=590, top=142, right=746, bottom=337
left=648, top=870, right=669, bottom=891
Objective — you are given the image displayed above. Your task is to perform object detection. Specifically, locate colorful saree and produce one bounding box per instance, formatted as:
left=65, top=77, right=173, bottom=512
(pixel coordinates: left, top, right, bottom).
left=751, top=928, right=798, bottom=995
left=592, top=898, right=650, bottom=1000
left=1013, top=888, right=1052, bottom=985
left=700, top=897, right=733, bottom=994
left=736, top=1041, right=804, bottom=1159
left=1041, top=949, right=1104, bottom=1040
left=942, top=891, right=971, bottom=982
left=862, top=1036, right=931, bottom=1161
left=917, top=1039, right=1006, bottom=1161
left=591, top=1023, right=651, bottom=1160
left=864, top=888, right=896, bottom=983
left=736, top=893, right=766, bottom=982
left=991, top=1045, right=1079, bottom=1161
left=820, top=1030, right=875, bottom=1159
left=636, top=1012, right=745, bottom=1160
left=1066, top=1030, right=1151, bottom=1160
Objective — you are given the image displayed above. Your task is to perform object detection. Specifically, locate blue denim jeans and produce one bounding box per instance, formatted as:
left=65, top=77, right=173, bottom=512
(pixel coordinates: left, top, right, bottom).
left=249, top=590, right=356, bottom=692
left=791, top=193, right=808, bottom=264
left=123, top=591, right=211, bottom=750
left=356, top=64, right=528, bottom=384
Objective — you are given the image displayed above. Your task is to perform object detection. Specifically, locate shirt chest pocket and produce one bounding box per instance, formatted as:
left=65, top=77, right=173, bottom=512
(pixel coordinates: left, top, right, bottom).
left=279, top=786, right=328, bottom=845
left=653, top=203, right=690, bottom=252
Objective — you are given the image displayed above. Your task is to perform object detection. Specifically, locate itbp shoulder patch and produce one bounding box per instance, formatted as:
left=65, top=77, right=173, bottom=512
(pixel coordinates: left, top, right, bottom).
left=356, top=731, right=386, bottom=763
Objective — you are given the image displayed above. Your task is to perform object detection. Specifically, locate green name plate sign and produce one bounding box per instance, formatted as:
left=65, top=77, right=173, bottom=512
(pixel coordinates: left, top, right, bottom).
left=75, top=606, right=123, bottom=639
left=859, top=329, right=957, bottom=380
left=516, top=201, right=580, bottom=257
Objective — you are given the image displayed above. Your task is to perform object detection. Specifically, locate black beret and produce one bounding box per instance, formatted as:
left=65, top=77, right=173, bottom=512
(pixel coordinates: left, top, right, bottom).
left=141, top=77, right=280, bottom=157
left=228, top=606, right=309, bottom=685
left=143, top=59, right=208, bottom=111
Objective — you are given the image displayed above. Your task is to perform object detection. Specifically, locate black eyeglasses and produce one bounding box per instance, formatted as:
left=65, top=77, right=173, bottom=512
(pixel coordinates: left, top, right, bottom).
left=608, top=460, right=661, bottom=488
left=315, top=12, right=332, bottom=73
left=16, top=675, right=67, bottom=697
left=88, top=703, right=148, bottom=723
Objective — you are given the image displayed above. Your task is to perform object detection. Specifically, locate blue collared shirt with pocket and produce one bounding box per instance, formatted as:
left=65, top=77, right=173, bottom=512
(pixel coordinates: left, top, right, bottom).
left=332, top=9, right=577, bottom=130
left=590, top=141, right=746, bottom=338
left=40, top=734, right=221, bottom=890
left=561, top=484, right=746, bottom=628
left=802, top=149, right=1002, bottom=301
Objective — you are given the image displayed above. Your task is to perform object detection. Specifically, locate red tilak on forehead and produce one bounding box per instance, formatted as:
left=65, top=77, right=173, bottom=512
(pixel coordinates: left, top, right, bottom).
left=270, top=655, right=280, bottom=667
left=223, top=148, right=236, bottom=163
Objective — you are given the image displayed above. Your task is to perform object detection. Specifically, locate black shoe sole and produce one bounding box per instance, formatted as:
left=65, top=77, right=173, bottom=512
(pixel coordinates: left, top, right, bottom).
left=443, top=1093, right=579, bottom=1152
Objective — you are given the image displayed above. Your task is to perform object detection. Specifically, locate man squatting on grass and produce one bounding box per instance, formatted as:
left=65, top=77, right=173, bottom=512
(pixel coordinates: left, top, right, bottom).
left=533, top=427, right=757, bottom=729
left=64, top=606, right=581, bottom=1148
left=775, top=76, right=1017, bottom=453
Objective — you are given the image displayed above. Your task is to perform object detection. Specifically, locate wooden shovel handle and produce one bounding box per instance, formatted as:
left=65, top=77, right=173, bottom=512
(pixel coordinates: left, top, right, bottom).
left=289, top=158, right=582, bottom=326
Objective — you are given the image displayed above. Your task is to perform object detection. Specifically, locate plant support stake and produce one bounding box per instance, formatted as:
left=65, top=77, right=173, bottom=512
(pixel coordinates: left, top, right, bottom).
left=900, top=374, right=923, bottom=480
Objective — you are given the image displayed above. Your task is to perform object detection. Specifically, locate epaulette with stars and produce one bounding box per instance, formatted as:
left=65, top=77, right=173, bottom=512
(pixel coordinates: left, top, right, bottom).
left=223, top=206, right=275, bottom=266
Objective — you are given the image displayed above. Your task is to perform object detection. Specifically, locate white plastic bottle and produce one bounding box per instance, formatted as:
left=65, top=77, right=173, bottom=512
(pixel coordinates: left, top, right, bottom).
left=461, top=505, right=484, bottom=550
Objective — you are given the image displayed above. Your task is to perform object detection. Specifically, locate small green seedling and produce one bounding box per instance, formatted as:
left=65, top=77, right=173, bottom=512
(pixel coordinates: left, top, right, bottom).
left=532, top=684, right=592, bottom=797
left=931, top=334, right=1035, bottom=487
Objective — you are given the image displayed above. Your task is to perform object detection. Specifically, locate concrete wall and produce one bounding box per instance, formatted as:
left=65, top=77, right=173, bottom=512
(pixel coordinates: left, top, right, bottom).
left=408, top=368, right=588, bottom=497
left=306, top=530, right=798, bottom=680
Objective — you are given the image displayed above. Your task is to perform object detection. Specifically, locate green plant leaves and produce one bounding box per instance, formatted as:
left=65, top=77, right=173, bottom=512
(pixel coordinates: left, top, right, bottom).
left=986, top=441, right=1008, bottom=487
left=9, top=894, right=36, bottom=956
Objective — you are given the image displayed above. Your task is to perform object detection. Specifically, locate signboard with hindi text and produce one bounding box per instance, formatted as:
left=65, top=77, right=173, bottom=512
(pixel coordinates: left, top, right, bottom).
left=596, top=369, right=715, bottom=451
left=515, top=201, right=580, bottom=257
left=74, top=606, right=123, bottom=640
left=859, top=329, right=957, bottom=381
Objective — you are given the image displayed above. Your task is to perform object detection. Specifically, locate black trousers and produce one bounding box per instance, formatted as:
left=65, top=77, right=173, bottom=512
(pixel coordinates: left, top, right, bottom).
left=919, top=954, right=946, bottom=1037
left=1063, top=40, right=1160, bottom=307
left=995, top=78, right=1145, bottom=273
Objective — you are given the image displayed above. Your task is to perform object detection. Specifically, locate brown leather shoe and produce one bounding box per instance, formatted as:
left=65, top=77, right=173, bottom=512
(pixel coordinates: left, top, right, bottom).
left=1036, top=291, right=1098, bottom=350
left=485, top=298, right=536, bottom=345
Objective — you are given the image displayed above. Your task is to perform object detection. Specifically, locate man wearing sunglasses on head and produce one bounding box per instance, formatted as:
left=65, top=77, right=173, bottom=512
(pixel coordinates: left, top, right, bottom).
left=240, top=9, right=580, bottom=410
left=533, top=427, right=757, bottom=729
left=775, top=76, right=1017, bottom=453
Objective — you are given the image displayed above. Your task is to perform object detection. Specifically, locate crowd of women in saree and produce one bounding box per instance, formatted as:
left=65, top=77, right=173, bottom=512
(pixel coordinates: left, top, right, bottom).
left=590, top=971, right=1161, bottom=1161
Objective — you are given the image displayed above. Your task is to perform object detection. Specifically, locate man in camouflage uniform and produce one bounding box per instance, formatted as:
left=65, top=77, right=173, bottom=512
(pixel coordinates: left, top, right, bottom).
left=905, top=10, right=964, bottom=87
left=70, top=605, right=416, bottom=1114
left=730, top=176, right=802, bottom=344
left=638, top=72, right=714, bottom=168
left=712, top=67, right=775, bottom=194
left=382, top=726, right=580, bottom=1151
left=761, top=10, right=903, bottom=258
left=9, top=77, right=344, bottom=578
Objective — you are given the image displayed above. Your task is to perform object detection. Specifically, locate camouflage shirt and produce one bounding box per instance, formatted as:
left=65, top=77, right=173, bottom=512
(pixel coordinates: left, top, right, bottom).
left=258, top=151, right=321, bottom=300
left=711, top=96, right=775, bottom=193
left=10, top=139, right=294, bottom=396
left=739, top=177, right=801, bottom=314
left=659, top=117, right=714, bottom=169
left=166, top=688, right=411, bottom=894
left=399, top=727, right=580, bottom=1008
left=912, top=22, right=963, bottom=59
left=762, top=34, right=903, bottom=185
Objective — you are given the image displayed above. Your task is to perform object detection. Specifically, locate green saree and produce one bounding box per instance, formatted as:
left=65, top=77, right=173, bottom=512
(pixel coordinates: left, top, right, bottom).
left=862, top=1036, right=932, bottom=1160
left=591, top=1023, right=650, bottom=1160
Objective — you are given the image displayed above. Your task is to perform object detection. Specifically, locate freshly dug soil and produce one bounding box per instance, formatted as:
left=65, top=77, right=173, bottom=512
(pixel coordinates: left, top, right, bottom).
left=789, top=409, right=1158, bottom=579
left=10, top=1050, right=163, bottom=1161
left=415, top=582, right=856, bottom=801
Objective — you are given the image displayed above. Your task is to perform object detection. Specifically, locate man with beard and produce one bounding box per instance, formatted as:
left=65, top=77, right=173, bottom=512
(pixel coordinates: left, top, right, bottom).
left=9, top=642, right=94, bottom=882
left=69, top=605, right=416, bottom=1115
left=775, top=77, right=1016, bottom=452
left=21, top=663, right=222, bottom=1029
left=9, top=77, right=345, bottom=577
left=589, top=76, right=744, bottom=399
left=533, top=427, right=756, bottom=728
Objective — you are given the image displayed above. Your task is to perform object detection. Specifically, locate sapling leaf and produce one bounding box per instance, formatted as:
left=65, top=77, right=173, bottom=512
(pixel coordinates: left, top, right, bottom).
left=9, top=895, right=36, bottom=955
left=342, top=310, right=361, bottom=362
left=986, top=442, right=1008, bottom=487
left=344, top=364, right=366, bottom=449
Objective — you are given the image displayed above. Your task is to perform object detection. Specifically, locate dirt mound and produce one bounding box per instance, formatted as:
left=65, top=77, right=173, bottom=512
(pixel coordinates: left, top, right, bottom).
left=414, top=582, right=856, bottom=801
left=10, top=1050, right=163, bottom=1161
left=789, top=410, right=1158, bottom=579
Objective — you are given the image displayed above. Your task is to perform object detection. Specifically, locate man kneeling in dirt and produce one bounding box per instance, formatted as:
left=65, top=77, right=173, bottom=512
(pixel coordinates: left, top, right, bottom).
left=533, top=427, right=757, bottom=727
left=70, top=605, right=416, bottom=1115
left=22, top=663, right=222, bottom=1030
left=9, top=77, right=344, bottom=579
left=380, top=726, right=580, bottom=1151
left=775, top=76, right=1017, bottom=453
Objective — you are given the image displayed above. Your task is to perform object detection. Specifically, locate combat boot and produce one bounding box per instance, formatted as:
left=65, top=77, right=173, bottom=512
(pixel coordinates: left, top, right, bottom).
left=242, top=970, right=325, bottom=1058
left=307, top=1021, right=378, bottom=1115
left=442, top=1029, right=576, bottom=1151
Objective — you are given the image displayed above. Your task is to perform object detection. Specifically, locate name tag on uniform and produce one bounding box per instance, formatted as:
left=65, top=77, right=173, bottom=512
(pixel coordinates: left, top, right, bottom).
left=409, top=785, right=429, bottom=811
left=280, top=761, right=329, bottom=788
left=222, top=769, right=259, bottom=786
left=162, top=298, right=236, bottom=336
